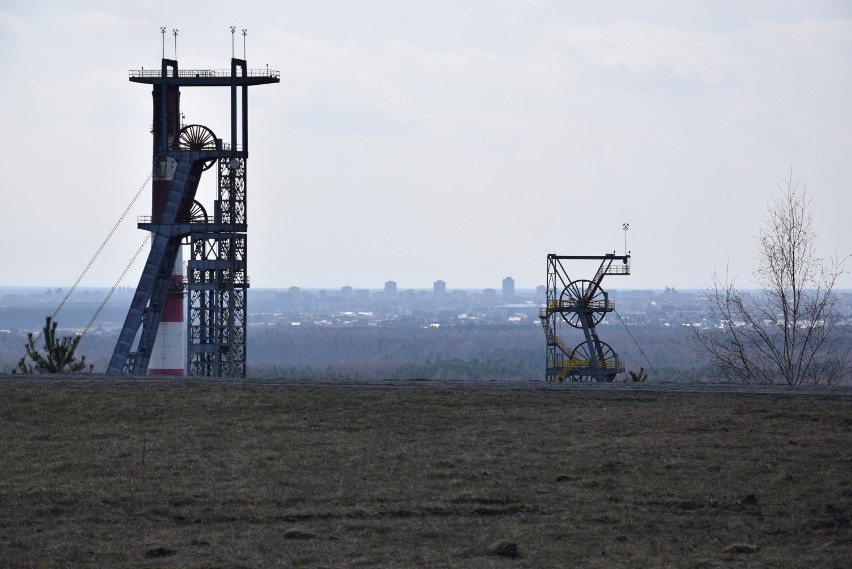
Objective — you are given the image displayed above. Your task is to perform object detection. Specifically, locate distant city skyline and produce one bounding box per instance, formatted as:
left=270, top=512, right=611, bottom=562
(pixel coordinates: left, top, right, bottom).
left=0, top=280, right=828, bottom=294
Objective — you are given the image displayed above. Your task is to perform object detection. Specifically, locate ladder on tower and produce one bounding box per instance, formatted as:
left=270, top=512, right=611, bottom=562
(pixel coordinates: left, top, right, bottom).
left=540, top=307, right=585, bottom=381
left=539, top=307, right=573, bottom=356
left=592, top=255, right=631, bottom=287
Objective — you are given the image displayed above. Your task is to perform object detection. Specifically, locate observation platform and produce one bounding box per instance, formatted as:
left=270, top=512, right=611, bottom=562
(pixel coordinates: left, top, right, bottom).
left=539, top=299, right=615, bottom=316
left=137, top=218, right=248, bottom=235
left=129, top=67, right=280, bottom=87
left=547, top=358, right=626, bottom=382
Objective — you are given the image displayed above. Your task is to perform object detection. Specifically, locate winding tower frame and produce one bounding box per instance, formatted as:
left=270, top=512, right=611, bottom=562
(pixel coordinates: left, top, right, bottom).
left=106, top=57, right=279, bottom=376
left=539, top=253, right=631, bottom=381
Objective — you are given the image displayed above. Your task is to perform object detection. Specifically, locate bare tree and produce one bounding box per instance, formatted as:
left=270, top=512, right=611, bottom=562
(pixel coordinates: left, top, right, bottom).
left=14, top=316, right=94, bottom=374
left=693, top=173, right=850, bottom=385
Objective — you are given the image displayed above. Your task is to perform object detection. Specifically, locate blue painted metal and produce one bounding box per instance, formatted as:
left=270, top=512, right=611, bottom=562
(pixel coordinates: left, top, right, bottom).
left=111, top=57, right=279, bottom=377
left=106, top=155, right=202, bottom=374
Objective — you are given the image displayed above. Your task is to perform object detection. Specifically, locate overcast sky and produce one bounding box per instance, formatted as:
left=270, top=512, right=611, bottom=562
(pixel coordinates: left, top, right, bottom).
left=1, top=1, right=850, bottom=291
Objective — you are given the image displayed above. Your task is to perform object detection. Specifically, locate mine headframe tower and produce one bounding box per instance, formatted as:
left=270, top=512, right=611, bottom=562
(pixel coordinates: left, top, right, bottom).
left=539, top=253, right=631, bottom=381
left=106, top=57, right=279, bottom=377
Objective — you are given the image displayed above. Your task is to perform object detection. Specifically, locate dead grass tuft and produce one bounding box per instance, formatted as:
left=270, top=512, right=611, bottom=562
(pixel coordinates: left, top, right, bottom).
left=739, top=493, right=758, bottom=506
left=283, top=528, right=316, bottom=540
left=487, top=539, right=519, bottom=558
left=724, top=543, right=760, bottom=554
left=144, top=547, right=177, bottom=558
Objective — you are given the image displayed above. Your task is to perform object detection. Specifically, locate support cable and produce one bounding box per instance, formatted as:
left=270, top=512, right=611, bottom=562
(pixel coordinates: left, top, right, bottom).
left=614, top=309, right=662, bottom=382
left=32, top=174, right=151, bottom=341
left=80, top=234, right=151, bottom=339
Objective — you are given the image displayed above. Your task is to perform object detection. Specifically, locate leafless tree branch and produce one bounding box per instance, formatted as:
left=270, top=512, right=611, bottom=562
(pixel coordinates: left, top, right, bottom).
left=692, top=172, right=850, bottom=385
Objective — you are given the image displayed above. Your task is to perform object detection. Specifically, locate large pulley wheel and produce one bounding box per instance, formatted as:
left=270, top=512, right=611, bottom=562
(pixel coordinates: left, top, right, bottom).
left=181, top=200, right=209, bottom=244
left=189, top=200, right=208, bottom=224
left=559, top=279, right=607, bottom=328
left=568, top=340, right=618, bottom=381
left=173, top=124, right=218, bottom=171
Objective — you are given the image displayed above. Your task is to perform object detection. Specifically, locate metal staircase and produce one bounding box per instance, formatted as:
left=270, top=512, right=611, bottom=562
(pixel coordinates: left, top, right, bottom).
left=106, top=155, right=202, bottom=374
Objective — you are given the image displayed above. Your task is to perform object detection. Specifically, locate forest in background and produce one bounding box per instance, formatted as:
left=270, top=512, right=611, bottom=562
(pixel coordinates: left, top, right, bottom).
left=247, top=323, right=702, bottom=381
left=3, top=285, right=848, bottom=382
left=0, top=319, right=703, bottom=381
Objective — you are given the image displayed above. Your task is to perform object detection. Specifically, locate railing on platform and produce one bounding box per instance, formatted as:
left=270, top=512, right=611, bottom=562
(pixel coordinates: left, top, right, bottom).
left=129, top=68, right=280, bottom=80
left=541, top=299, right=615, bottom=314
left=604, top=264, right=631, bottom=275
left=547, top=358, right=623, bottom=371
left=548, top=357, right=626, bottom=381
left=137, top=215, right=253, bottom=226
left=138, top=215, right=200, bottom=224
left=189, top=274, right=251, bottom=287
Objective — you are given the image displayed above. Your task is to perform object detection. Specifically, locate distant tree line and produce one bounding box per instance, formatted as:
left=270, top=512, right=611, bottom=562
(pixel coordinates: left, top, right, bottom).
left=246, top=323, right=706, bottom=381
left=1, top=317, right=791, bottom=382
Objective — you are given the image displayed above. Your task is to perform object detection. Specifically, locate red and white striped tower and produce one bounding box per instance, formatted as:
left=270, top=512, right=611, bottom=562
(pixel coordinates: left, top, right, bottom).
left=147, top=157, right=186, bottom=376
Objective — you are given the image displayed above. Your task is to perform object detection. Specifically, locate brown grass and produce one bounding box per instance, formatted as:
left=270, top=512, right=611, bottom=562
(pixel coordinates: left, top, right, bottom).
left=0, top=381, right=850, bottom=568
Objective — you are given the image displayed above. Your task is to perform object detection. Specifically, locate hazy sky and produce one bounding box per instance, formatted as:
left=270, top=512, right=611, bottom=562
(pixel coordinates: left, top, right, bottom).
left=1, top=1, right=850, bottom=290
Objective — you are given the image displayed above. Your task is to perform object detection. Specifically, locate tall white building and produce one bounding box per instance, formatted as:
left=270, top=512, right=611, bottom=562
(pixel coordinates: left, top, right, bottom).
left=433, top=280, right=446, bottom=297
left=502, top=276, right=515, bottom=298
left=384, top=280, right=397, bottom=296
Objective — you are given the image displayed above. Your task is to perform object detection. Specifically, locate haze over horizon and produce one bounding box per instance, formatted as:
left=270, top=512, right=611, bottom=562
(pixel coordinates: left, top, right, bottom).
left=2, top=1, right=850, bottom=291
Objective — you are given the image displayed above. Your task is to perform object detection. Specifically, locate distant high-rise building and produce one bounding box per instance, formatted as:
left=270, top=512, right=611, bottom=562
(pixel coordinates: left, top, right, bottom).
left=384, top=280, right=397, bottom=296
left=502, top=276, right=515, bottom=298
left=341, top=285, right=353, bottom=298
left=433, top=280, right=446, bottom=297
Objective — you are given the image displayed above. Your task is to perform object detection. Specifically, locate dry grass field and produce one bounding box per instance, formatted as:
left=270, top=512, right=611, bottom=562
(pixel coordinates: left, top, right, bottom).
left=0, top=379, right=850, bottom=568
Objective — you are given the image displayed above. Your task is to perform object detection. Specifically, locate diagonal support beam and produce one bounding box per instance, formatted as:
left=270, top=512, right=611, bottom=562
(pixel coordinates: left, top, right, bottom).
left=106, top=155, right=203, bottom=374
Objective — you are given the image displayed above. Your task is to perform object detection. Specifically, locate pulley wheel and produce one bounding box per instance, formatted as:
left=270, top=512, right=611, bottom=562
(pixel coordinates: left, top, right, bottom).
left=559, top=279, right=607, bottom=328
left=173, top=124, right=218, bottom=171
left=567, top=340, right=618, bottom=381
